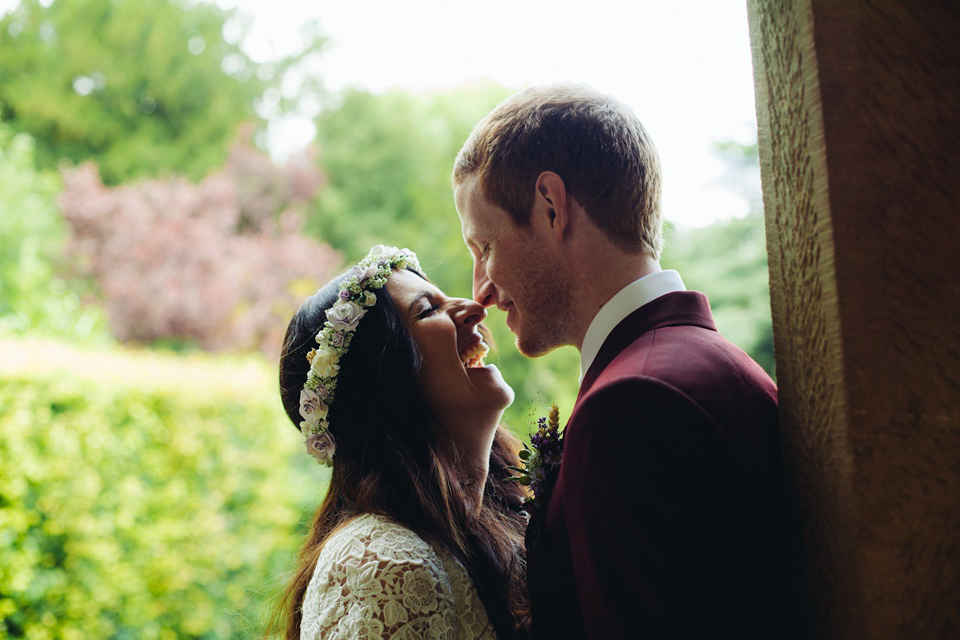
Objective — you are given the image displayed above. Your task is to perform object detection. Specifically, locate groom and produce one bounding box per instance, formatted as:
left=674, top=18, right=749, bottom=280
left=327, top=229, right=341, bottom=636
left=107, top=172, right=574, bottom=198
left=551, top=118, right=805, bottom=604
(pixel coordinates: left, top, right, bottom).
left=453, top=84, right=790, bottom=639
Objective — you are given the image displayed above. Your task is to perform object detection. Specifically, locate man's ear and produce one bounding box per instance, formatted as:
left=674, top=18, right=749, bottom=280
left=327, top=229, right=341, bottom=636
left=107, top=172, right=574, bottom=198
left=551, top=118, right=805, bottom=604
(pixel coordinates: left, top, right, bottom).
left=533, top=171, right=569, bottom=241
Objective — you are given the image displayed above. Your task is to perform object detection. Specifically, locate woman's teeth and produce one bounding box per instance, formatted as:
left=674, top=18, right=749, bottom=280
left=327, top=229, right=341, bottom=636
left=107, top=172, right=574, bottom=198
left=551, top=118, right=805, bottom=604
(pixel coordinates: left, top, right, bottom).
left=461, top=340, right=489, bottom=369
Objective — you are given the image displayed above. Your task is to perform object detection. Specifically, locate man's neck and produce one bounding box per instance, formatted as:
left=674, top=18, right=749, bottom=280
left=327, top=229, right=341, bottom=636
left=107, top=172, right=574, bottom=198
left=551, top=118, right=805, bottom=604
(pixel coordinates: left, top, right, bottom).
left=568, top=252, right=662, bottom=351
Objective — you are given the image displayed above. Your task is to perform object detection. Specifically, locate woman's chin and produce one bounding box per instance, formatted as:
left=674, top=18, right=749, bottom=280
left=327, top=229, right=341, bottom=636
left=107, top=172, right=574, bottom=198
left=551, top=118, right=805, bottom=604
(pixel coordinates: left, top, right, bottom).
left=498, top=384, right=516, bottom=410
left=477, top=364, right=514, bottom=409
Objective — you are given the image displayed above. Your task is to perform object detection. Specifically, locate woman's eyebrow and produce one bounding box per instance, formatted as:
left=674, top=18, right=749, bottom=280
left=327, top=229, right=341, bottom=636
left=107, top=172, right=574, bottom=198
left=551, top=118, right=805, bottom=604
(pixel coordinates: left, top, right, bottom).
left=406, top=291, right=432, bottom=316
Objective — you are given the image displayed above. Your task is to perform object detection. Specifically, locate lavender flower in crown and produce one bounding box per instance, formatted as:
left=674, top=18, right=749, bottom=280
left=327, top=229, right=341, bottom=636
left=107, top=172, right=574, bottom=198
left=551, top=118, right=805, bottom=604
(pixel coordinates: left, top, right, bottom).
left=510, top=403, right=564, bottom=512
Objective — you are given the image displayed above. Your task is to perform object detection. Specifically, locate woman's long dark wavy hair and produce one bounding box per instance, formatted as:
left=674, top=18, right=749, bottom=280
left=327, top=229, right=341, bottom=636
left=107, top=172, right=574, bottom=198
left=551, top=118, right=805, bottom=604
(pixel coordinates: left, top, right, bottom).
left=273, top=267, right=529, bottom=639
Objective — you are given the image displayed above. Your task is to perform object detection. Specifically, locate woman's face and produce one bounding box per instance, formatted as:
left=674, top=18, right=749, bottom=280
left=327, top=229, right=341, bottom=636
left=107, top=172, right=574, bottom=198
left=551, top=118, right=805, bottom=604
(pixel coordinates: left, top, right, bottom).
left=387, top=269, right=514, bottom=452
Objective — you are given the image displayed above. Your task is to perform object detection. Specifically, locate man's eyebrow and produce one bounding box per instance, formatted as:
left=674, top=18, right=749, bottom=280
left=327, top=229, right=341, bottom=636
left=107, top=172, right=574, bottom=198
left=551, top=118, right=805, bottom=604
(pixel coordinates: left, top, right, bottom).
left=462, top=219, right=482, bottom=243
left=464, top=230, right=484, bottom=251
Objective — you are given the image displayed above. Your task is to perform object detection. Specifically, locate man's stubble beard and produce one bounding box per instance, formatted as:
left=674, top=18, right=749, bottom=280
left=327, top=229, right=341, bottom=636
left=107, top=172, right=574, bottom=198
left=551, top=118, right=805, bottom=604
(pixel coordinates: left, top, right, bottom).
left=513, top=256, right=577, bottom=358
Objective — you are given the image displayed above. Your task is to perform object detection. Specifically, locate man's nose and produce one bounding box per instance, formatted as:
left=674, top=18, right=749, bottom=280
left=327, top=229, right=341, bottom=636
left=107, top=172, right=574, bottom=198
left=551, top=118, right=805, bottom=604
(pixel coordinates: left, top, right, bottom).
left=473, top=263, right=496, bottom=308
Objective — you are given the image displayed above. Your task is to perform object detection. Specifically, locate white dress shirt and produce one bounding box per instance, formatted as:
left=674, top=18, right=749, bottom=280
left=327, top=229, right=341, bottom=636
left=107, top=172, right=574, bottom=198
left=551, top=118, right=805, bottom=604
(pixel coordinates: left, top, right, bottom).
left=579, top=270, right=686, bottom=384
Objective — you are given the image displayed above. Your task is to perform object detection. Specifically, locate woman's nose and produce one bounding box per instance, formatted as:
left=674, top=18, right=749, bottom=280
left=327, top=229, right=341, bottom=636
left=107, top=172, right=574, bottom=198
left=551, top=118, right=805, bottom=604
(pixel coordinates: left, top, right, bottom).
left=453, top=298, right=487, bottom=327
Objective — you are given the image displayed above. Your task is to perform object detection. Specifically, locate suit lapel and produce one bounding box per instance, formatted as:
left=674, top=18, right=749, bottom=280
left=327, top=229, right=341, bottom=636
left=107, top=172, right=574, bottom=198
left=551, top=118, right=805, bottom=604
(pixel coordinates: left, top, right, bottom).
left=577, top=291, right=717, bottom=400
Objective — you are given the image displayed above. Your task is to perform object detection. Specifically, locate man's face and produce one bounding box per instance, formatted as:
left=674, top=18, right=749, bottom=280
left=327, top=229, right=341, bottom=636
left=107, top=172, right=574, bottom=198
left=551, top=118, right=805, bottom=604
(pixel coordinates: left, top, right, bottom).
left=455, top=175, right=574, bottom=357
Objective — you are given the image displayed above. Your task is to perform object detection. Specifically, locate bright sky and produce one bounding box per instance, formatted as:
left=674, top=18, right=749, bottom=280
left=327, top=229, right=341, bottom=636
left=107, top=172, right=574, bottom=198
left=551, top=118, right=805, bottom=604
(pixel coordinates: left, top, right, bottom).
left=216, top=0, right=760, bottom=228
left=0, top=0, right=760, bottom=227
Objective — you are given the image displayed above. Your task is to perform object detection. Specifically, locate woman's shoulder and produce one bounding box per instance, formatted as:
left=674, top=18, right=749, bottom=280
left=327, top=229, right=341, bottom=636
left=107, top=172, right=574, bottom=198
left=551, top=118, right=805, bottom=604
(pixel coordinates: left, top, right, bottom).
left=301, top=514, right=493, bottom=639
left=319, top=513, right=437, bottom=565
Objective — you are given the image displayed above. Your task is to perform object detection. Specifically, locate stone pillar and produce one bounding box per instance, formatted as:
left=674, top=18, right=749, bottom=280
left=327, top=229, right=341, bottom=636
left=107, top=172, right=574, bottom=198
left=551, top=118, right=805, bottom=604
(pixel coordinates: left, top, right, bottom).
left=746, top=1, right=960, bottom=638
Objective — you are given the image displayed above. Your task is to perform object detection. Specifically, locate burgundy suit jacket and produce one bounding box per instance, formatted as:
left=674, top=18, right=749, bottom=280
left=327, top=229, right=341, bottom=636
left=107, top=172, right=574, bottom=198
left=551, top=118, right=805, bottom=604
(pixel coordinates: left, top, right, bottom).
left=526, top=291, right=790, bottom=639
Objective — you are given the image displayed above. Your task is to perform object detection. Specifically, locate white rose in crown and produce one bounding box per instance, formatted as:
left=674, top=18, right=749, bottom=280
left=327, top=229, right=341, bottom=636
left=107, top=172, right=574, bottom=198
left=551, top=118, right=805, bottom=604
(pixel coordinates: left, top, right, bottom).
left=367, top=244, right=393, bottom=259
left=326, top=300, right=366, bottom=332
left=350, top=265, right=379, bottom=286
left=305, top=431, right=336, bottom=464
left=299, top=388, right=328, bottom=428
left=310, top=345, right=340, bottom=378
left=363, top=291, right=377, bottom=307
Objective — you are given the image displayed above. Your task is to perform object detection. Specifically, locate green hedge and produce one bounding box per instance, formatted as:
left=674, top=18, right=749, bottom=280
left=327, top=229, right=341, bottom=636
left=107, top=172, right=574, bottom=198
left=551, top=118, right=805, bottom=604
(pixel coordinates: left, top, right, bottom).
left=0, top=353, right=325, bottom=638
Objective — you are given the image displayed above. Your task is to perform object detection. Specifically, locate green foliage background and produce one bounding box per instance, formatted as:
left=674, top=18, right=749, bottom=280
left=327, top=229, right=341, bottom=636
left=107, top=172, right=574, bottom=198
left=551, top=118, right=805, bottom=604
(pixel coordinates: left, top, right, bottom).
left=0, top=345, right=320, bottom=638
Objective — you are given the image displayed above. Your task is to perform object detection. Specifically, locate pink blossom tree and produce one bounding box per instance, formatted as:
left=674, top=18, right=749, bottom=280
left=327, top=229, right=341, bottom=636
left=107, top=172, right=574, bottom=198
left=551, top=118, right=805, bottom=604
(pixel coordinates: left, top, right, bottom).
left=59, top=135, right=340, bottom=357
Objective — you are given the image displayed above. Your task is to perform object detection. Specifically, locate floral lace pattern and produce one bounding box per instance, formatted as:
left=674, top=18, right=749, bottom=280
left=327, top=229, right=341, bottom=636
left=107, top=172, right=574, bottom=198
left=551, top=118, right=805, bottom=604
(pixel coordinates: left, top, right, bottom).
left=300, top=514, right=496, bottom=640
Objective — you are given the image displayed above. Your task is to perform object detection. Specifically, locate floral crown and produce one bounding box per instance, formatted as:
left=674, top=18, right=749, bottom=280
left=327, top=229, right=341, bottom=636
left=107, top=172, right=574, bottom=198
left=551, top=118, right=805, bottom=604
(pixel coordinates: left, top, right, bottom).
left=298, top=245, right=421, bottom=466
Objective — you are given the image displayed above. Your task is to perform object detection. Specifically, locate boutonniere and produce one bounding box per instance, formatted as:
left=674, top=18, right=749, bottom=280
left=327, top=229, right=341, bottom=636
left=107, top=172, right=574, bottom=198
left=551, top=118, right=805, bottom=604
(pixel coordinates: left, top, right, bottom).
left=510, top=403, right=564, bottom=514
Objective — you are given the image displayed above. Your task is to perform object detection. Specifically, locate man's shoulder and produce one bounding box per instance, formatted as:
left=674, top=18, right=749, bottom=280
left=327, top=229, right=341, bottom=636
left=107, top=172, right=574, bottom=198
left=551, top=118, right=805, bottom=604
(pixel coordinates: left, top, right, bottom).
left=575, top=321, right=777, bottom=432
left=606, top=321, right=771, bottom=386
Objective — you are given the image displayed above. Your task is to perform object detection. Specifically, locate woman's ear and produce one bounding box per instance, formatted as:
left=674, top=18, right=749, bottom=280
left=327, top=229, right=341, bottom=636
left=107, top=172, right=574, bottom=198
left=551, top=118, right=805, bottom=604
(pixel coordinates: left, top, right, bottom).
left=533, top=171, right=570, bottom=242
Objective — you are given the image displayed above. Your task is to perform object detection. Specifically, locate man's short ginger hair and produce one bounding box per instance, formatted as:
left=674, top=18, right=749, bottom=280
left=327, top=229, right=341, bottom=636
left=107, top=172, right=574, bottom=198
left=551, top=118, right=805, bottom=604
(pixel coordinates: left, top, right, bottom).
left=453, top=83, right=663, bottom=258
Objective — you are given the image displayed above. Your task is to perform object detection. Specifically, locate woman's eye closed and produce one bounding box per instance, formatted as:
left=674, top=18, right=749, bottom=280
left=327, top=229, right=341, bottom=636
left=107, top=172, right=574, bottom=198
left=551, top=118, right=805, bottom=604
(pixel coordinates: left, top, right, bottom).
left=418, top=303, right=440, bottom=319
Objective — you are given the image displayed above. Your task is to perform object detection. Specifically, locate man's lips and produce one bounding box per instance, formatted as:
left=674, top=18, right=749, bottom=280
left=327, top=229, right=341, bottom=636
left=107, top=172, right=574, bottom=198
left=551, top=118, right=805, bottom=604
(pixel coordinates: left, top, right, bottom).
left=504, top=303, right=516, bottom=332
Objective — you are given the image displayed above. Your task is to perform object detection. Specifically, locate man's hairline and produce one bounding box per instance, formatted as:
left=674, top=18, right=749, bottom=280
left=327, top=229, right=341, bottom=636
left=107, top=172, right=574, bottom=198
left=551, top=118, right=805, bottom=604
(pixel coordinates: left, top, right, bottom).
left=456, top=170, right=534, bottom=234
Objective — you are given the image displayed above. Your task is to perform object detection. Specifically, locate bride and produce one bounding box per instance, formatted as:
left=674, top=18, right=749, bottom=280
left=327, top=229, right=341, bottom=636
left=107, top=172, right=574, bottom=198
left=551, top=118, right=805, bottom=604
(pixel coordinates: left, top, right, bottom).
left=274, top=246, right=529, bottom=639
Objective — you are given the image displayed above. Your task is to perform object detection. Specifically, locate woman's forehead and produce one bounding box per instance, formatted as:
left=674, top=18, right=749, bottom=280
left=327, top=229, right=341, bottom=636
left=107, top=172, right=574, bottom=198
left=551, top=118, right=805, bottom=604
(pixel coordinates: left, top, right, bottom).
left=387, top=268, right=441, bottom=301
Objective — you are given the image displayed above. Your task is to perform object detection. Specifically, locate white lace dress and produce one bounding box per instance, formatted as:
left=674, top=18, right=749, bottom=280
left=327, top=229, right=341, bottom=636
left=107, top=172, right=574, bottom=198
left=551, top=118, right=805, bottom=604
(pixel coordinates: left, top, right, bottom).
left=300, top=513, right=497, bottom=640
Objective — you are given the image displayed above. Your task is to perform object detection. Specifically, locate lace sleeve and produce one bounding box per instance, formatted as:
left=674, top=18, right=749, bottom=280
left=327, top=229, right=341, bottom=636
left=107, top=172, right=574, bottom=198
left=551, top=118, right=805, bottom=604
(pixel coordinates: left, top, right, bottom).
left=300, top=515, right=471, bottom=640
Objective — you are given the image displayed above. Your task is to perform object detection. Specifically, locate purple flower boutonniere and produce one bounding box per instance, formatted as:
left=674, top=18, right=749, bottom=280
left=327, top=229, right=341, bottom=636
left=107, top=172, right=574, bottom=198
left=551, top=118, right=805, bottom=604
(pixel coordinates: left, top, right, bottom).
left=511, top=403, right=564, bottom=514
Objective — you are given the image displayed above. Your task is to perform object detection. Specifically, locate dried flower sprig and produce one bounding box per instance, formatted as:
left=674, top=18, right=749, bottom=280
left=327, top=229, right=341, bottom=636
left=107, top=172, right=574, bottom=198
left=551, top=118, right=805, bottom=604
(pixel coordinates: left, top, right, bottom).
left=510, top=403, right=564, bottom=512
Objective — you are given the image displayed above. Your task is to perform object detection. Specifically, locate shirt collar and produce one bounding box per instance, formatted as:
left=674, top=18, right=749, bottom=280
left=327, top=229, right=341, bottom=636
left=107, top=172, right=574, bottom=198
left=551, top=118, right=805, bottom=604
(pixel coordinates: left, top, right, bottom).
left=579, top=270, right=686, bottom=384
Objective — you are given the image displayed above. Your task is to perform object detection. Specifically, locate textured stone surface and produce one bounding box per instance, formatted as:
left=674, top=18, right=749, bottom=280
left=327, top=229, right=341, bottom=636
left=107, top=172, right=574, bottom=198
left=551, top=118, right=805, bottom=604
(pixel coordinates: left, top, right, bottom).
left=747, top=1, right=960, bottom=638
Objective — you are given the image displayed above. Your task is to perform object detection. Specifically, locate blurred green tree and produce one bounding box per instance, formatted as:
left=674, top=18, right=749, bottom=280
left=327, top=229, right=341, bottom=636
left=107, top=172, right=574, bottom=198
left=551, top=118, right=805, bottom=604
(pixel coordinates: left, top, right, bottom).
left=309, top=84, right=508, bottom=272
left=0, top=121, right=106, bottom=339
left=0, top=0, right=322, bottom=184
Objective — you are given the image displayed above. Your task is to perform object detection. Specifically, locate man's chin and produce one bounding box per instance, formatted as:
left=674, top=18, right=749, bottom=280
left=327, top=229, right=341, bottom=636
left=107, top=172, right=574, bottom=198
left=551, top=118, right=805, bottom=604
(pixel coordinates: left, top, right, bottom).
left=515, top=331, right=561, bottom=358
